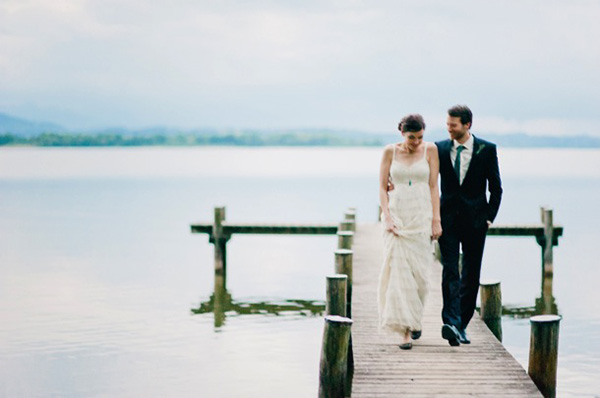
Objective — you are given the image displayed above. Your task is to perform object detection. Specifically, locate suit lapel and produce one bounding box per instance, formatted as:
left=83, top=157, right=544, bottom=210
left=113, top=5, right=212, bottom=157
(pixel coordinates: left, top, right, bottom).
left=463, top=135, right=484, bottom=185
left=441, top=139, right=460, bottom=184
left=442, top=140, right=454, bottom=172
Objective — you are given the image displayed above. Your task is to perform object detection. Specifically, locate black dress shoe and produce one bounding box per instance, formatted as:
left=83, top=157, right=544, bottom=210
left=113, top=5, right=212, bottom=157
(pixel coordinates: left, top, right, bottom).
left=399, top=342, right=412, bottom=350
left=441, top=324, right=461, bottom=346
left=458, top=328, right=471, bottom=344
left=411, top=330, right=422, bottom=340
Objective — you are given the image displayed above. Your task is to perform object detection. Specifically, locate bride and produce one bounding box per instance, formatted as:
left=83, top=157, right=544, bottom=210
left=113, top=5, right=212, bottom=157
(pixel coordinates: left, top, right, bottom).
left=377, top=114, right=442, bottom=349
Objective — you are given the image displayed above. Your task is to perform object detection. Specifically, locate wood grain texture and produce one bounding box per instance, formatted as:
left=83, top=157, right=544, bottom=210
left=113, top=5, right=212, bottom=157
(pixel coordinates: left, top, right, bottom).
left=350, top=223, right=543, bottom=397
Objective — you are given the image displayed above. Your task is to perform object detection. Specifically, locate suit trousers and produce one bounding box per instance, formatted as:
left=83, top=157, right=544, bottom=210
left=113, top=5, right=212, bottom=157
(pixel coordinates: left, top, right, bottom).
left=439, top=214, right=488, bottom=330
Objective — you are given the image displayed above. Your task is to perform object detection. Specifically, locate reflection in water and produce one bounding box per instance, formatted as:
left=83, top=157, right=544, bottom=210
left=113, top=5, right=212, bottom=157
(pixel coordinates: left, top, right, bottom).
left=536, top=272, right=559, bottom=315
left=201, top=276, right=558, bottom=329
left=192, top=275, right=325, bottom=328
left=535, top=294, right=558, bottom=316
left=501, top=273, right=559, bottom=318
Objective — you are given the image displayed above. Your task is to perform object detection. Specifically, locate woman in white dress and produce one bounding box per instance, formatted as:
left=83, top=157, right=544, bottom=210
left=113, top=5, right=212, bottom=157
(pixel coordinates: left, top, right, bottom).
left=378, top=114, right=442, bottom=349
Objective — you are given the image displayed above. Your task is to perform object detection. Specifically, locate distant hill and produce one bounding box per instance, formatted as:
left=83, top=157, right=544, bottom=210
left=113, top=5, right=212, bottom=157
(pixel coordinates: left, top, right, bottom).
left=483, top=133, right=600, bottom=148
left=0, top=113, right=65, bottom=137
left=1, top=112, right=600, bottom=147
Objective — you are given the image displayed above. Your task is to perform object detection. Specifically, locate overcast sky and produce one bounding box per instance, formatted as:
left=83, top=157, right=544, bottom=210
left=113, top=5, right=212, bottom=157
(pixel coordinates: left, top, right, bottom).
left=1, top=0, right=599, bottom=135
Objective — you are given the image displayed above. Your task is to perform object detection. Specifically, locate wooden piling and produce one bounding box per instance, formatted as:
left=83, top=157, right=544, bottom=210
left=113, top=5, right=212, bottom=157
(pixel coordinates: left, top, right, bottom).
left=318, top=315, right=353, bottom=398
left=480, top=280, right=502, bottom=341
left=335, top=248, right=355, bottom=391
left=326, top=275, right=348, bottom=317
left=542, top=208, right=554, bottom=278
left=213, top=206, right=228, bottom=286
left=536, top=207, right=556, bottom=313
left=528, top=315, right=562, bottom=398
left=339, top=220, right=355, bottom=232
left=337, top=231, right=354, bottom=250
left=334, top=249, right=353, bottom=318
left=344, top=211, right=356, bottom=221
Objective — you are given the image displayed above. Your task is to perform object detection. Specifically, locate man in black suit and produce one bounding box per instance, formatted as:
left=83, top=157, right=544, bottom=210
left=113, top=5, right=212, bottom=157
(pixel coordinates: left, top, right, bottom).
left=436, top=105, right=502, bottom=346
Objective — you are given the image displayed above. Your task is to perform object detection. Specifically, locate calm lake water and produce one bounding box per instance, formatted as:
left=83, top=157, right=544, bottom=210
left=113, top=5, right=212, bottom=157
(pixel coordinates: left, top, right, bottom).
left=1, top=147, right=599, bottom=397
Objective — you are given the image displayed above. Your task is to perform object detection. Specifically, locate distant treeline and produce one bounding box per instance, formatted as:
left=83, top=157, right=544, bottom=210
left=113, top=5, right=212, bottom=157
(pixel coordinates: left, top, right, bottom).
left=1, top=131, right=600, bottom=148
left=0, top=133, right=383, bottom=147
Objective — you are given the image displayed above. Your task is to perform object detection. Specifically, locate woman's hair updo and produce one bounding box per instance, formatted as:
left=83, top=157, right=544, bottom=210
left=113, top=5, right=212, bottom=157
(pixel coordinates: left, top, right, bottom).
left=398, top=114, right=426, bottom=133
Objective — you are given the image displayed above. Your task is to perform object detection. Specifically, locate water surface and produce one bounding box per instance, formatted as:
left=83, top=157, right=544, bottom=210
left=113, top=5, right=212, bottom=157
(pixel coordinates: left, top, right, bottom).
left=1, top=147, right=599, bottom=397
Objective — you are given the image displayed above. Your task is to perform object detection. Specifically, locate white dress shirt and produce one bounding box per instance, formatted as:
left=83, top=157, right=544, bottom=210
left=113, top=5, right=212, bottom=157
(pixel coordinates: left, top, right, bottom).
left=450, top=133, right=474, bottom=185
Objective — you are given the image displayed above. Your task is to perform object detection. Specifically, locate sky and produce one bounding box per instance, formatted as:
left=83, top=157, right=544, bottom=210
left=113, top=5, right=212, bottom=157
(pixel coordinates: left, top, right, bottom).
left=1, top=0, right=599, bottom=135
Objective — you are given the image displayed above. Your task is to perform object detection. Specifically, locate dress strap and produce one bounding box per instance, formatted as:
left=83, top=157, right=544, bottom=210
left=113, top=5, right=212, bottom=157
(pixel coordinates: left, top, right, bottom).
left=392, top=144, right=396, bottom=162
left=422, top=142, right=428, bottom=160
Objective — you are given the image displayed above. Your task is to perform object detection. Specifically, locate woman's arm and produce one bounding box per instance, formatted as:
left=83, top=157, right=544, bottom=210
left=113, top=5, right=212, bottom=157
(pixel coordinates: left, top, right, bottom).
left=379, top=145, right=398, bottom=235
left=427, top=143, right=442, bottom=240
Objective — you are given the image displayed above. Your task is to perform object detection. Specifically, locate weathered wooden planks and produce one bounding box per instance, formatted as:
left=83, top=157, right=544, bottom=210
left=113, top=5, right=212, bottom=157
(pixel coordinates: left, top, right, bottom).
left=350, top=223, right=543, bottom=397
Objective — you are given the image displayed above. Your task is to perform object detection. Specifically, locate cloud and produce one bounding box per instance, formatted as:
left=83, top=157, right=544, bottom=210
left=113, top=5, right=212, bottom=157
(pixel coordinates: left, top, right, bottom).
left=0, top=0, right=599, bottom=134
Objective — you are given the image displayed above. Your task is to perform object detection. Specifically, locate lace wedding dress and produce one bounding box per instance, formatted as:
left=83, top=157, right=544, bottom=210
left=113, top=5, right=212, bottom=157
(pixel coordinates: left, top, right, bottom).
left=378, top=143, right=434, bottom=335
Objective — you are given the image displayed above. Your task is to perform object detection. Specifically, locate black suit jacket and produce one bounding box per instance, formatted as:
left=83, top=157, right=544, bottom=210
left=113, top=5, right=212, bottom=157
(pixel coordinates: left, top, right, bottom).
left=435, top=136, right=503, bottom=230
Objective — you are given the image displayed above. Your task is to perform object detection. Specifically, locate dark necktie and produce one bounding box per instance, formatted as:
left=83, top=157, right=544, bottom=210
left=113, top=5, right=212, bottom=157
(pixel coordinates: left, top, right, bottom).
left=454, top=145, right=465, bottom=181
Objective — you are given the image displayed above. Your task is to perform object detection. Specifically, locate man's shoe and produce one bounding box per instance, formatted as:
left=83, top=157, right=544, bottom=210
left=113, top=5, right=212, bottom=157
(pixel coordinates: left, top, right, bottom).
left=411, top=330, right=422, bottom=340
left=441, top=324, right=461, bottom=346
left=458, top=328, right=471, bottom=344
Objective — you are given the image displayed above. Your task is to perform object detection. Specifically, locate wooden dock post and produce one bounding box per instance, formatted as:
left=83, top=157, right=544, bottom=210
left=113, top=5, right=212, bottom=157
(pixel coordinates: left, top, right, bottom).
left=334, top=249, right=353, bottom=318
left=335, top=248, right=354, bottom=393
left=319, top=315, right=353, bottom=398
left=541, top=207, right=554, bottom=278
left=528, top=315, right=562, bottom=398
left=326, top=275, right=348, bottom=317
left=480, top=280, right=502, bottom=341
left=339, top=220, right=355, bottom=232
left=344, top=211, right=356, bottom=221
left=337, top=231, right=354, bottom=250
left=535, top=207, right=558, bottom=314
left=211, top=206, right=230, bottom=287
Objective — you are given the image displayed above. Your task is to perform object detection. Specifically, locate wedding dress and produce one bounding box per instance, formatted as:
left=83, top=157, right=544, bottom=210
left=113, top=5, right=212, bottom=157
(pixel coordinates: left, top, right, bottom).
left=378, top=143, right=434, bottom=335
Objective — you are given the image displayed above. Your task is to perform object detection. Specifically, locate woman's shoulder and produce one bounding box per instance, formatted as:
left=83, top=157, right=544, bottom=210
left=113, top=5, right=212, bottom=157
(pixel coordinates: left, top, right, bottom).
left=383, top=143, right=399, bottom=154
left=424, top=141, right=438, bottom=154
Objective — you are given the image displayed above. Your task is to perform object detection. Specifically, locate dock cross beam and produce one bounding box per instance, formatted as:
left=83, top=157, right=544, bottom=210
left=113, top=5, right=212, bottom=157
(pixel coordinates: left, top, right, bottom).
left=191, top=206, right=345, bottom=288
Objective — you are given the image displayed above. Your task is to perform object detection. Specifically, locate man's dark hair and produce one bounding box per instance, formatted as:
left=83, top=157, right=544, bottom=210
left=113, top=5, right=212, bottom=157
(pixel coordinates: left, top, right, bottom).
left=398, top=114, right=426, bottom=133
left=448, top=105, right=473, bottom=128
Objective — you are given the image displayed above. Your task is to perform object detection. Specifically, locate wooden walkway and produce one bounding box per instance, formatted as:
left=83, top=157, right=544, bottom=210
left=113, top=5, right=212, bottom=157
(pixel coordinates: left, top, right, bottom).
left=351, top=223, right=542, bottom=398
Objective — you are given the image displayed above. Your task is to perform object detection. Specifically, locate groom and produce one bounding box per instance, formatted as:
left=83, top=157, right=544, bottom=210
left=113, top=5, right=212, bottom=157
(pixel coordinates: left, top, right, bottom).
left=436, top=105, right=502, bottom=346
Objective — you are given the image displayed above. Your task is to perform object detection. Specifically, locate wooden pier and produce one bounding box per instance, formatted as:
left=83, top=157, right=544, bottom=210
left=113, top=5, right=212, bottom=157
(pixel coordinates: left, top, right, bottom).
left=350, top=222, right=543, bottom=397
left=192, top=206, right=563, bottom=397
